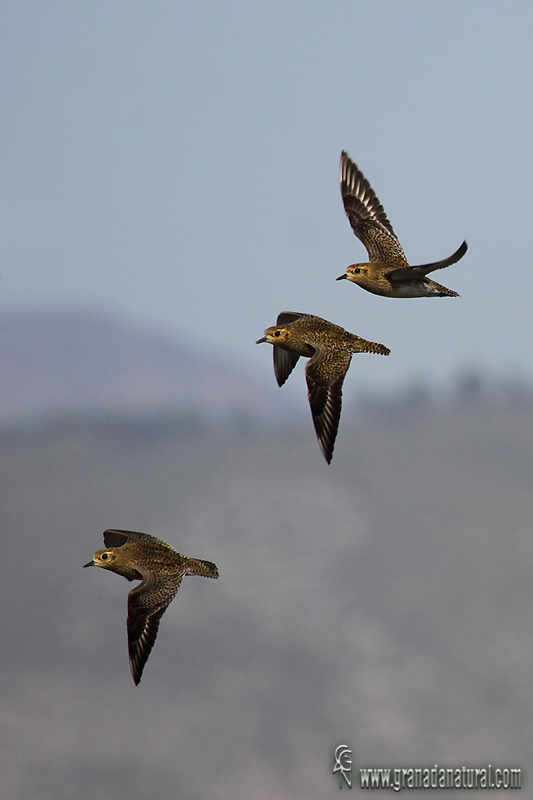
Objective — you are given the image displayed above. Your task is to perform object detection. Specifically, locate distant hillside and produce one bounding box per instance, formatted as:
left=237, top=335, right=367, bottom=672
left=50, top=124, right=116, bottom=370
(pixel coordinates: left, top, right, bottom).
left=1, top=404, right=532, bottom=798
left=0, top=308, right=289, bottom=423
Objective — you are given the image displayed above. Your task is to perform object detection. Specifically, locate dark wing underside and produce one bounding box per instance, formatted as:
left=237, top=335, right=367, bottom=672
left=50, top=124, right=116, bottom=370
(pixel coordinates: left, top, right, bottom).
left=305, top=373, right=344, bottom=465
left=273, top=347, right=300, bottom=387
left=272, top=312, right=305, bottom=386
left=276, top=312, right=302, bottom=325
left=127, top=601, right=168, bottom=685
left=127, top=573, right=182, bottom=685
left=340, top=151, right=407, bottom=266
left=305, top=348, right=353, bottom=464
left=386, top=240, right=468, bottom=280
left=103, top=529, right=152, bottom=548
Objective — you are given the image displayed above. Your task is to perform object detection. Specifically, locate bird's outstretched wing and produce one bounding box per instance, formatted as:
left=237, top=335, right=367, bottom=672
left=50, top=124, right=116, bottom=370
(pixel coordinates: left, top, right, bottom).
left=276, top=312, right=302, bottom=325
left=340, top=151, right=408, bottom=267
left=305, top=373, right=344, bottom=465
left=103, top=529, right=152, bottom=548
left=127, top=572, right=182, bottom=685
left=305, top=349, right=352, bottom=464
left=273, top=348, right=300, bottom=387
left=386, top=240, right=468, bottom=280
left=271, top=312, right=303, bottom=386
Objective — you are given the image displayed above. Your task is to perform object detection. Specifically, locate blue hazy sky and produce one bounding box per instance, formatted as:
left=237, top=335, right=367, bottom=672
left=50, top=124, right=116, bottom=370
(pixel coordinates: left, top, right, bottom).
left=1, top=1, right=532, bottom=393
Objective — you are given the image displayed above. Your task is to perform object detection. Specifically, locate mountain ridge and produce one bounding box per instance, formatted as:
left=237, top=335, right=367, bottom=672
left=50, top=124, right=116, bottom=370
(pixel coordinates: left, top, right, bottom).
left=0, top=307, right=291, bottom=423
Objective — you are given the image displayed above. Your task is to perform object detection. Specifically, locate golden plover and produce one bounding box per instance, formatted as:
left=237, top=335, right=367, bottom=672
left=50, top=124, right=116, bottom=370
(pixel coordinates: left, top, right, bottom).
left=84, top=529, right=218, bottom=684
left=336, top=150, right=467, bottom=297
left=257, top=312, right=389, bottom=463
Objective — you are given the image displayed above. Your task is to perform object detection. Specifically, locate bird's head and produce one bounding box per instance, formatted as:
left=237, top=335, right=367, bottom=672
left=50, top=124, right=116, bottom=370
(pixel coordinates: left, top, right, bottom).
left=83, top=548, right=118, bottom=570
left=256, top=325, right=291, bottom=347
left=336, top=263, right=370, bottom=285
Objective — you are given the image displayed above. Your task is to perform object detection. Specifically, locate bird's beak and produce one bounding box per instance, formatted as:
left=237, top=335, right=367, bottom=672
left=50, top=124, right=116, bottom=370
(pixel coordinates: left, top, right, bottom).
left=336, top=273, right=347, bottom=281
left=83, top=560, right=95, bottom=568
left=255, top=336, right=267, bottom=344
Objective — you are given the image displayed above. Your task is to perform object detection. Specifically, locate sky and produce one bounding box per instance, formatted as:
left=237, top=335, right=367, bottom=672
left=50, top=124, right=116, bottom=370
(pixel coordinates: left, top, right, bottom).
left=1, top=0, right=533, bottom=396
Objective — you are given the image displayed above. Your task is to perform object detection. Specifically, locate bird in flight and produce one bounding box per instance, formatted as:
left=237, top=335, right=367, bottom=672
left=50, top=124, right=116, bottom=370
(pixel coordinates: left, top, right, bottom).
left=84, top=529, right=218, bottom=684
left=257, top=312, right=389, bottom=463
left=336, top=150, right=467, bottom=297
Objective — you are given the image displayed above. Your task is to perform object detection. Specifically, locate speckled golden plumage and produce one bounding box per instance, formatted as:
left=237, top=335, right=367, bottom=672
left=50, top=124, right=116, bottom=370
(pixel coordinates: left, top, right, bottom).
left=337, top=151, right=467, bottom=297
left=256, top=312, right=389, bottom=463
left=84, top=529, right=218, bottom=685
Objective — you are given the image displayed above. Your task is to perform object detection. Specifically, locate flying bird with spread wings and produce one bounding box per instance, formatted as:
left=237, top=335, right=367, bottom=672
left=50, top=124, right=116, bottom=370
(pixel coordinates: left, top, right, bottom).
left=257, top=312, right=389, bottom=464
left=336, top=150, right=467, bottom=297
left=84, top=529, right=218, bottom=685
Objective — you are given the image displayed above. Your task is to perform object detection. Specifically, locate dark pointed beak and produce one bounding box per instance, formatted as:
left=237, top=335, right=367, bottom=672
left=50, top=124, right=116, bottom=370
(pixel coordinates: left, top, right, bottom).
left=336, top=274, right=347, bottom=281
left=255, top=336, right=267, bottom=344
left=83, top=560, right=95, bottom=568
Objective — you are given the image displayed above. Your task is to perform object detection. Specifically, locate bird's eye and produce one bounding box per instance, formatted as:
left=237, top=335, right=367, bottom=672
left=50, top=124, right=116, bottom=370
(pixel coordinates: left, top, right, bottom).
left=274, top=330, right=282, bottom=337
left=101, top=553, right=109, bottom=560
left=353, top=268, right=361, bottom=274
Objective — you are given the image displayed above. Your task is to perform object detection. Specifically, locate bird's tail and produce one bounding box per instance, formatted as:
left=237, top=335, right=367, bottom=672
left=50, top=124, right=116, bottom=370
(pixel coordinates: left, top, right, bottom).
left=186, top=558, right=219, bottom=579
left=356, top=338, right=391, bottom=356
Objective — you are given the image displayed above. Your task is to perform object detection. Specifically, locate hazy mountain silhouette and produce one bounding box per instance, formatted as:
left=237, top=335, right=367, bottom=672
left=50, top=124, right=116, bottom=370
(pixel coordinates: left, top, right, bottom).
left=0, top=308, right=289, bottom=423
